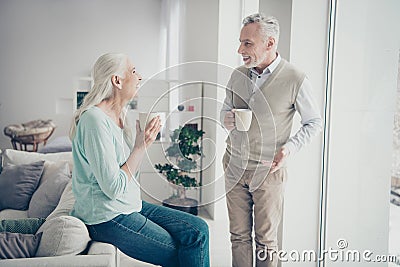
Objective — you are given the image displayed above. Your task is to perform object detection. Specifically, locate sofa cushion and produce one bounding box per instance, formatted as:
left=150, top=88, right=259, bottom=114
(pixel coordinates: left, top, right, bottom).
left=28, top=161, right=70, bottom=218
left=46, top=180, right=75, bottom=221
left=35, top=216, right=90, bottom=257
left=0, top=209, right=28, bottom=220
left=0, top=161, right=45, bottom=211
left=2, top=149, right=73, bottom=173
left=0, top=218, right=46, bottom=234
left=38, top=136, right=72, bottom=154
left=0, top=232, right=42, bottom=259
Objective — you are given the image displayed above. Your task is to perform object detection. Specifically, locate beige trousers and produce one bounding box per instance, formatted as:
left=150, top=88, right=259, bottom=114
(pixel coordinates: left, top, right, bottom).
left=224, top=161, right=287, bottom=267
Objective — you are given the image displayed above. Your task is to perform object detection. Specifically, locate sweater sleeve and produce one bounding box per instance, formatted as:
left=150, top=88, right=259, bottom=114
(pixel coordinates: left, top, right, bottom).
left=82, top=119, right=129, bottom=200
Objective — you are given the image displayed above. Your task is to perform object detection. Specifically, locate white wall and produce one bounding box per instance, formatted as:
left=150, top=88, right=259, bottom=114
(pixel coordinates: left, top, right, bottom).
left=324, top=0, right=400, bottom=266
left=259, top=0, right=292, bottom=60
left=179, top=0, right=219, bottom=64
left=177, top=0, right=220, bottom=218
left=0, top=0, right=163, bottom=149
left=214, top=0, right=244, bottom=223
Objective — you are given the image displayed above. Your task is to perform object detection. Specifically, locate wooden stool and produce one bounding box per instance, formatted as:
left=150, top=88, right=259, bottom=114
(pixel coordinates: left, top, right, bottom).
left=4, top=120, right=56, bottom=152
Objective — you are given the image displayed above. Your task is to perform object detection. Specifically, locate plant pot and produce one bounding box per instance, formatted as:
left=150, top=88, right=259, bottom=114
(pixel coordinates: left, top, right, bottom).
left=162, top=196, right=198, bottom=215
left=162, top=179, right=199, bottom=215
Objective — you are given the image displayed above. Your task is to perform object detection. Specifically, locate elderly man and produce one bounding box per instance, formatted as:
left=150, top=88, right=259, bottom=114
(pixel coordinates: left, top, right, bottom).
left=221, top=13, right=322, bottom=267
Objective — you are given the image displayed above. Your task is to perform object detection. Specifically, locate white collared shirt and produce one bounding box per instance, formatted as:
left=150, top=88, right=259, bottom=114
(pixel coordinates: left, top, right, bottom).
left=250, top=54, right=282, bottom=92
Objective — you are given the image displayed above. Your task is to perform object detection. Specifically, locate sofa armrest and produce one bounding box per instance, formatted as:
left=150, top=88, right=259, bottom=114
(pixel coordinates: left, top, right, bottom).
left=0, top=209, right=28, bottom=220
left=87, top=241, right=117, bottom=255
left=0, top=242, right=119, bottom=267
left=87, top=241, right=119, bottom=267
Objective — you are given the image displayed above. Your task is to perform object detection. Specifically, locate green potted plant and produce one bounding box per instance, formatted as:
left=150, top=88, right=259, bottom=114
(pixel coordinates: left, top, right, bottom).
left=155, top=125, right=205, bottom=215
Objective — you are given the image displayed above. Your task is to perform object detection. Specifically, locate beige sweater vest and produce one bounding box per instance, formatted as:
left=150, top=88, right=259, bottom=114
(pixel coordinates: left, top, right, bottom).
left=225, top=59, right=306, bottom=170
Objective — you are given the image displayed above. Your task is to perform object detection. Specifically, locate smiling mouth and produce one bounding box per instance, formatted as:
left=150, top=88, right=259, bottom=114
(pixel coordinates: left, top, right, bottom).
left=242, top=56, right=251, bottom=64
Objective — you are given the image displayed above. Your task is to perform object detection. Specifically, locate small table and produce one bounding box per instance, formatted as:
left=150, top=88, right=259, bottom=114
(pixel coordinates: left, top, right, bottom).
left=4, top=120, right=56, bottom=152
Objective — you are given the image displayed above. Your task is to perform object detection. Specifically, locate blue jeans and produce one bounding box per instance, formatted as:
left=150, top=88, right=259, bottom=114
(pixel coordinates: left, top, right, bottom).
left=86, top=201, right=209, bottom=267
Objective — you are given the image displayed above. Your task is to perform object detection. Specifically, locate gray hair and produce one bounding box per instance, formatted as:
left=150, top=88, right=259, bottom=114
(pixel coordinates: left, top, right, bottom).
left=70, top=53, right=133, bottom=148
left=242, top=13, right=280, bottom=46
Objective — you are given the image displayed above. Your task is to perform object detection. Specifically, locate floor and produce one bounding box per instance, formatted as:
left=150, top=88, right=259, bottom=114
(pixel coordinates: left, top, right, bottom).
left=206, top=214, right=232, bottom=267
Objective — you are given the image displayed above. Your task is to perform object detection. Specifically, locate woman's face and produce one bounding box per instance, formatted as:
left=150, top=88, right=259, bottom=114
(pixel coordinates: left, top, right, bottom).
left=122, top=59, right=142, bottom=100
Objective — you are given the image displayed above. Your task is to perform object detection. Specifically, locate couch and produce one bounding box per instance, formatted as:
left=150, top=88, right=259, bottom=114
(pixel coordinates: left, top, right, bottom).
left=0, top=149, right=155, bottom=267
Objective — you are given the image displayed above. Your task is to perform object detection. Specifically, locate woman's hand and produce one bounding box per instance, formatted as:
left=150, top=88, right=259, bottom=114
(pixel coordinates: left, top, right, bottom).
left=134, top=116, right=162, bottom=151
left=122, top=117, right=161, bottom=180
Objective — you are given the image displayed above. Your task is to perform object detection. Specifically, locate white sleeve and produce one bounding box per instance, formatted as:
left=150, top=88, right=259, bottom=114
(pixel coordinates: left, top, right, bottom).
left=284, top=77, right=323, bottom=154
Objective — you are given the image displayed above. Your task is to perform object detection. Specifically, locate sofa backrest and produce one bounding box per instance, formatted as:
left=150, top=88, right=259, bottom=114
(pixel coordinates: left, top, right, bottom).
left=1, top=149, right=73, bottom=172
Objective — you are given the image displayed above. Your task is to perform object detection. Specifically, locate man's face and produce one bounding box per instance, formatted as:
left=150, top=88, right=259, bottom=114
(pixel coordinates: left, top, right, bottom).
left=238, top=23, right=269, bottom=69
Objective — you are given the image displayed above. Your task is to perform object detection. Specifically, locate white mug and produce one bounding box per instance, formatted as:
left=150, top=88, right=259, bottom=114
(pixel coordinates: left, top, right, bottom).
left=139, top=112, right=165, bottom=130
left=235, top=109, right=252, bottom=131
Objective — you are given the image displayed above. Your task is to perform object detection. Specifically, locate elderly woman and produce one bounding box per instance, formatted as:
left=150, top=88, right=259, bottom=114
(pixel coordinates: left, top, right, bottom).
left=69, top=53, right=209, bottom=267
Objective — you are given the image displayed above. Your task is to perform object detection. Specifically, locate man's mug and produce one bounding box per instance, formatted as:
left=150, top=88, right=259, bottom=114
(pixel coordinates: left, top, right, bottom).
left=139, top=112, right=165, bottom=130
left=234, top=109, right=252, bottom=131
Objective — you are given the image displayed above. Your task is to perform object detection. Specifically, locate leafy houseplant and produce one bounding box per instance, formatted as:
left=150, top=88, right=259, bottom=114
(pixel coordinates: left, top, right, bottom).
left=155, top=125, right=205, bottom=214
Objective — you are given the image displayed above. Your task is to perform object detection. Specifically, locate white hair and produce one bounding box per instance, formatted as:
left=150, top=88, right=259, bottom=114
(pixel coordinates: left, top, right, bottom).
left=242, top=13, right=280, bottom=47
left=70, top=53, right=133, bottom=148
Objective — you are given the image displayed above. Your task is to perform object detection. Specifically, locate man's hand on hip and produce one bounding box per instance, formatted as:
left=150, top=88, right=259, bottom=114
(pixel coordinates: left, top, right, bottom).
left=261, top=147, right=290, bottom=173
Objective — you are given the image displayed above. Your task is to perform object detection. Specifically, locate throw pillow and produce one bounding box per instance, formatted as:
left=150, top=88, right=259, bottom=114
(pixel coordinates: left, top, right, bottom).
left=2, top=149, right=73, bottom=173
left=28, top=161, right=70, bottom=218
left=0, top=218, right=46, bottom=234
left=35, top=216, right=90, bottom=257
left=0, top=161, right=45, bottom=211
left=46, top=180, right=75, bottom=221
left=0, top=232, right=42, bottom=259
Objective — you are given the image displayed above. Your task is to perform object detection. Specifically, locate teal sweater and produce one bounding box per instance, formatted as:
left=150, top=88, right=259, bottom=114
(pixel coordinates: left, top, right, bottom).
left=70, top=106, right=142, bottom=225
